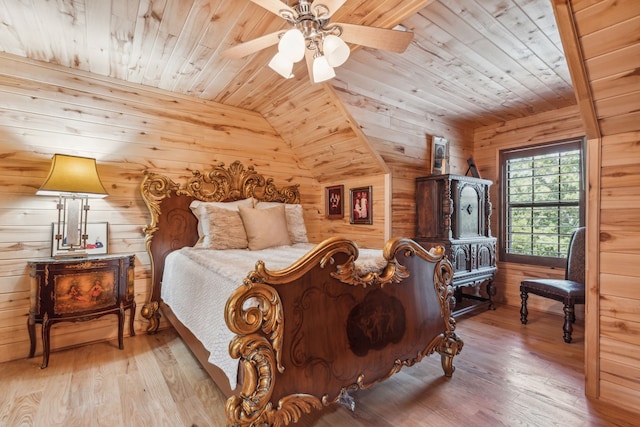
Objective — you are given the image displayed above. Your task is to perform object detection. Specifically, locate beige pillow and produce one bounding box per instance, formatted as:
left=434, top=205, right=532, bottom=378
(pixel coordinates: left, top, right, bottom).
left=238, top=205, right=292, bottom=250
left=190, top=199, right=253, bottom=249
left=255, top=202, right=309, bottom=243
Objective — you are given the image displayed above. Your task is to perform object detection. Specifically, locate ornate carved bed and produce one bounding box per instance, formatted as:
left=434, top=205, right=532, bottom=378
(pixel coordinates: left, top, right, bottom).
left=140, top=161, right=463, bottom=426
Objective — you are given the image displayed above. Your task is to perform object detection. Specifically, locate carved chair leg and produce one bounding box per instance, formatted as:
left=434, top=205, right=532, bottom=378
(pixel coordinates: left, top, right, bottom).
left=563, top=304, right=575, bottom=343
left=520, top=290, right=529, bottom=324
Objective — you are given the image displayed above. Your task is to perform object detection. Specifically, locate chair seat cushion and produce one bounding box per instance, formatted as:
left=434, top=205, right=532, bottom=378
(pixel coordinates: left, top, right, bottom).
left=520, top=279, right=585, bottom=299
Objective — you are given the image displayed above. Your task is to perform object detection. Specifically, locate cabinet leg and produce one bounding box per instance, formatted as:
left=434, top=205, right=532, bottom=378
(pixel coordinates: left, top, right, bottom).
left=486, top=280, right=496, bottom=310
left=41, top=319, right=51, bottom=369
left=128, top=302, right=136, bottom=337
left=118, top=306, right=125, bottom=350
left=27, top=317, right=36, bottom=358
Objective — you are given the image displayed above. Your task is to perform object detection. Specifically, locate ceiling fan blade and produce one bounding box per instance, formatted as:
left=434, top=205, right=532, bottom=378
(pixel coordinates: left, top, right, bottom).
left=249, top=0, right=295, bottom=17
left=312, top=0, right=347, bottom=18
left=222, top=31, right=282, bottom=59
left=339, top=23, right=414, bottom=53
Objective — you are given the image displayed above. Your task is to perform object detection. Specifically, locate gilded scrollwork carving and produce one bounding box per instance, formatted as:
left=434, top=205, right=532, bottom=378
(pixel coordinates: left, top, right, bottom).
left=67, top=261, right=108, bottom=269
left=330, top=238, right=446, bottom=288
left=180, top=161, right=300, bottom=203
left=244, top=237, right=359, bottom=286
left=258, top=395, right=323, bottom=427
left=225, top=334, right=276, bottom=425
left=225, top=281, right=323, bottom=426
left=140, top=161, right=301, bottom=335
left=224, top=237, right=462, bottom=425
left=226, top=282, right=285, bottom=373
left=140, top=301, right=160, bottom=333
left=141, top=171, right=180, bottom=238
left=433, top=255, right=464, bottom=376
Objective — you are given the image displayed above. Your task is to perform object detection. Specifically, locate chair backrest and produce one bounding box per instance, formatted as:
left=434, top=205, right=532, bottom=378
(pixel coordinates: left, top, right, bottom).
left=565, top=227, right=586, bottom=283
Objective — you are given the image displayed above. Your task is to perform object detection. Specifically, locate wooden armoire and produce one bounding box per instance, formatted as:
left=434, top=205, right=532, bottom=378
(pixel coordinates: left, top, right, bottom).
left=415, top=174, right=497, bottom=315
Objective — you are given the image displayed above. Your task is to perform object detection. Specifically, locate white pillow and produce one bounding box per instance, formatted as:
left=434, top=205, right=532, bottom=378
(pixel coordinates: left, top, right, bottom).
left=238, top=205, right=292, bottom=250
left=190, top=199, right=254, bottom=248
left=255, top=202, right=309, bottom=243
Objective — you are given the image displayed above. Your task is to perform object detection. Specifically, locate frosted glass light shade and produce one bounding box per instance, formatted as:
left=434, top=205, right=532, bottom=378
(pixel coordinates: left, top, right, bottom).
left=278, top=29, right=305, bottom=63
left=312, top=55, right=336, bottom=83
left=37, top=154, right=108, bottom=198
left=268, top=52, right=294, bottom=78
left=323, top=35, right=350, bottom=67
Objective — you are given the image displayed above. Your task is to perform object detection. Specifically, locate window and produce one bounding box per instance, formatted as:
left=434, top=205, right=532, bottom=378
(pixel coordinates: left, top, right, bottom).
left=500, top=138, right=585, bottom=267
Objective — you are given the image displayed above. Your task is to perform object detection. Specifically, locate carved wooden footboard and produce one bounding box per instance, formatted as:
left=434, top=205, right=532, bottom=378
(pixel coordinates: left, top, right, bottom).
left=224, top=236, right=462, bottom=426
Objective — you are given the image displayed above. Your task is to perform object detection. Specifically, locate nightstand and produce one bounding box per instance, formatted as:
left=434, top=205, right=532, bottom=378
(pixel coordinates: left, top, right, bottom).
left=27, top=254, right=136, bottom=368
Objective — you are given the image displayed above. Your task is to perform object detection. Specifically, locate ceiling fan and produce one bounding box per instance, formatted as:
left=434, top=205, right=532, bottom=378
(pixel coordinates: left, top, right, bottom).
left=222, top=0, right=414, bottom=83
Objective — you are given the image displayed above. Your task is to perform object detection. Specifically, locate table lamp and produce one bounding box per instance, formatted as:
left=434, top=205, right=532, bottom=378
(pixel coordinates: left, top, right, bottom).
left=36, top=154, right=108, bottom=258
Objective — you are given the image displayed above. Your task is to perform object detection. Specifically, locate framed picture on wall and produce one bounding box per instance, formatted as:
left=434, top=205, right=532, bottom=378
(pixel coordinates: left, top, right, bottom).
left=350, top=186, right=372, bottom=224
left=325, top=185, right=344, bottom=219
left=430, top=136, right=450, bottom=175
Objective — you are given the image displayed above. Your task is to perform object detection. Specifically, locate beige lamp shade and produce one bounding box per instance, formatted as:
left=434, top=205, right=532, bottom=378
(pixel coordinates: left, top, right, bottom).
left=36, top=154, right=108, bottom=198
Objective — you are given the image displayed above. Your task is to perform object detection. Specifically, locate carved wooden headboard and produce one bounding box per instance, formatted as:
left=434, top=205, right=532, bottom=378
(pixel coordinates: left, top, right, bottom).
left=140, top=160, right=300, bottom=332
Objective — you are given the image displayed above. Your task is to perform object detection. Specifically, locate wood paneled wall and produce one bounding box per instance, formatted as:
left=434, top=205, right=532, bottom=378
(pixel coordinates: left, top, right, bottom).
left=567, top=0, right=640, bottom=412
left=0, top=53, right=388, bottom=364
left=597, top=131, right=640, bottom=410
left=334, top=84, right=474, bottom=239
left=473, top=105, right=585, bottom=314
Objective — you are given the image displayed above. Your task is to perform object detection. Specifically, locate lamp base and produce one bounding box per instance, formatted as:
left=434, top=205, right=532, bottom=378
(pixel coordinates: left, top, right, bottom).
left=53, top=250, right=89, bottom=260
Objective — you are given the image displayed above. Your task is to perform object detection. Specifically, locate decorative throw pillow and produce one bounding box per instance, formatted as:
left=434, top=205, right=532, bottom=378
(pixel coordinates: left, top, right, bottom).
left=199, top=205, right=249, bottom=249
left=255, top=202, right=309, bottom=243
left=189, top=199, right=253, bottom=249
left=238, top=204, right=292, bottom=250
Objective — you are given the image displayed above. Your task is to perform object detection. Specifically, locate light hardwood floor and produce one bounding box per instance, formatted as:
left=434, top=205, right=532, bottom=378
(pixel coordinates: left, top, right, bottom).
left=1, top=305, right=637, bottom=427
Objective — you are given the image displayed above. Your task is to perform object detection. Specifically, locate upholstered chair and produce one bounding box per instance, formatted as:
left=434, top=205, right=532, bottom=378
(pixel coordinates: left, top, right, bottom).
left=520, top=227, right=586, bottom=343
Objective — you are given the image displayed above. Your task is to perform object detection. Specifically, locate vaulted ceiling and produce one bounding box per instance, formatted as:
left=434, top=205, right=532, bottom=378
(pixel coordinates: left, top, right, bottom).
left=0, top=0, right=576, bottom=180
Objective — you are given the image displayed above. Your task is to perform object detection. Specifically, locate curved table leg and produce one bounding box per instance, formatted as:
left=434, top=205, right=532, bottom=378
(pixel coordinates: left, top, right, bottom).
left=129, top=301, right=136, bottom=337
left=41, top=318, right=51, bottom=369
left=28, top=317, right=36, bottom=358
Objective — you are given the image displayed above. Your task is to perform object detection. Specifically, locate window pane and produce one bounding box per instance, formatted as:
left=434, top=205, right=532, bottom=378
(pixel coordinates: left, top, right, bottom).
left=501, top=140, right=583, bottom=266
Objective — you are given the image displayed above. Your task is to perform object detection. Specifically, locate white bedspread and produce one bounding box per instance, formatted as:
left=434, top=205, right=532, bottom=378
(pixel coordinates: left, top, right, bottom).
left=161, top=243, right=387, bottom=391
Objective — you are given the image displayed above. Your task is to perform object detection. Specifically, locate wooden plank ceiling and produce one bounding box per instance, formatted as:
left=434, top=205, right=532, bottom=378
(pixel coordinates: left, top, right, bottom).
left=0, top=0, right=575, bottom=180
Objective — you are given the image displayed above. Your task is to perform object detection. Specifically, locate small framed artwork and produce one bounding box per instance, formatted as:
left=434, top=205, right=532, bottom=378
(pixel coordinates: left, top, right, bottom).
left=350, top=186, right=372, bottom=224
left=51, top=222, right=108, bottom=257
left=430, top=135, right=450, bottom=175
left=325, top=185, right=344, bottom=219
left=466, top=156, right=481, bottom=178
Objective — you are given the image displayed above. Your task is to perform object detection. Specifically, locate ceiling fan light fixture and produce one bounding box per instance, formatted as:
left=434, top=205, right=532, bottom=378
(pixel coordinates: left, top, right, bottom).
left=223, top=0, right=414, bottom=84
left=323, top=34, right=350, bottom=67
left=312, top=55, right=335, bottom=83
left=268, top=52, right=294, bottom=78
left=278, top=28, right=305, bottom=63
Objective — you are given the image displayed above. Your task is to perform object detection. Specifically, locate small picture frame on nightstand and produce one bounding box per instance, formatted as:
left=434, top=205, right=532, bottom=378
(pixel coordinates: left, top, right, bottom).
left=51, top=222, right=108, bottom=257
